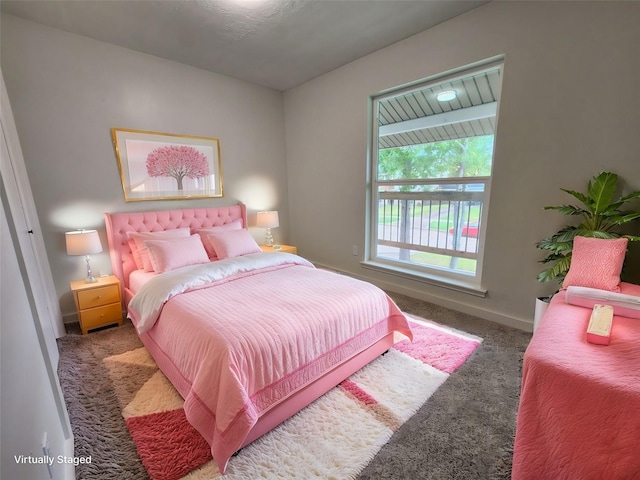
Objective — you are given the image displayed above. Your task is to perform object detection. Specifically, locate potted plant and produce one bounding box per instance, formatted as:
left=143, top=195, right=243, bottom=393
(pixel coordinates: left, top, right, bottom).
left=537, top=171, right=640, bottom=284
left=533, top=172, right=640, bottom=330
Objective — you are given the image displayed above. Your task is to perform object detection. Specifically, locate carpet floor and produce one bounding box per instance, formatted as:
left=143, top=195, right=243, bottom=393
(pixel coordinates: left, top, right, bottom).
left=57, top=292, right=531, bottom=479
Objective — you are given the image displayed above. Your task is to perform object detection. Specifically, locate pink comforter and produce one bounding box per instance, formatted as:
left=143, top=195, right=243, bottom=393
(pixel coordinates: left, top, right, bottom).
left=512, top=282, right=640, bottom=479
left=128, top=254, right=412, bottom=473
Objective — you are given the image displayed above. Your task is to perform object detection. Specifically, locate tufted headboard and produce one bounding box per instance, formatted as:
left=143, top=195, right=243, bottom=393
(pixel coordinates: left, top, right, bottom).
left=104, top=203, right=247, bottom=306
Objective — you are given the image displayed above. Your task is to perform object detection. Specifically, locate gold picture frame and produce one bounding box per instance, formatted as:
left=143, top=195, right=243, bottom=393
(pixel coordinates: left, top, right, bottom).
left=111, top=128, right=223, bottom=202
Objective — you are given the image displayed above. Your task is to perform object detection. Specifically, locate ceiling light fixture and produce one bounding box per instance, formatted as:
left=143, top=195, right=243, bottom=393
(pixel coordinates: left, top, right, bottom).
left=436, top=90, right=457, bottom=102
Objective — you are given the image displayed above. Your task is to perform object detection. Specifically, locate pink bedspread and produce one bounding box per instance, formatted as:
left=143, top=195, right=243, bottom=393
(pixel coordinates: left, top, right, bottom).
left=512, top=282, right=640, bottom=479
left=128, top=255, right=412, bottom=473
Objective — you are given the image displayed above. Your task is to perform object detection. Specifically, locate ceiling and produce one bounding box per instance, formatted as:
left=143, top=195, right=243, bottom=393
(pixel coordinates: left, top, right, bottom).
left=0, top=0, right=486, bottom=91
left=378, top=65, right=501, bottom=148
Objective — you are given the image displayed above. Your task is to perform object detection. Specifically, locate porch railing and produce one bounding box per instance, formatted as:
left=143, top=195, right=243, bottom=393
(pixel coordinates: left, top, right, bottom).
left=375, top=181, right=485, bottom=264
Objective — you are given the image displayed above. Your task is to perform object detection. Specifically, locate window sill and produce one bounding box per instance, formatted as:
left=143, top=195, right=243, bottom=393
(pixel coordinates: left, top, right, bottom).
left=361, top=260, right=487, bottom=298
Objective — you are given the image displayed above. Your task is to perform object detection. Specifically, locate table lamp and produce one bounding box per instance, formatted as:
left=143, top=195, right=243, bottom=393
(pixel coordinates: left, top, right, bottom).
left=66, top=229, right=102, bottom=283
left=256, top=211, right=279, bottom=247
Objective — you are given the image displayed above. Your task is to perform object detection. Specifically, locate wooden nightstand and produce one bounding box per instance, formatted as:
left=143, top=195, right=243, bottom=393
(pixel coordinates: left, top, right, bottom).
left=260, top=244, right=297, bottom=255
left=70, top=275, right=123, bottom=334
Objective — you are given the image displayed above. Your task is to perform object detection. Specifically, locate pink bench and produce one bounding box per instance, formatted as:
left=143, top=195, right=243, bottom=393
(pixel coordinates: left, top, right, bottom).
left=512, top=282, right=640, bottom=479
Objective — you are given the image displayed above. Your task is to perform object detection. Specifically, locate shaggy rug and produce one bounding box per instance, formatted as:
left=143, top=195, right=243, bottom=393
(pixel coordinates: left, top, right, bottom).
left=102, top=318, right=481, bottom=480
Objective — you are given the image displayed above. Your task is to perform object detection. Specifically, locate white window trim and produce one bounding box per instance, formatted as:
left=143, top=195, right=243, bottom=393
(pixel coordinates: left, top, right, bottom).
left=361, top=259, right=488, bottom=297
left=365, top=58, right=503, bottom=294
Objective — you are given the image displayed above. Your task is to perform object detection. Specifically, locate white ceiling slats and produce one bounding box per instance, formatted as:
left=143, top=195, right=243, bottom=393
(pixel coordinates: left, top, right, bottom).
left=378, top=68, right=501, bottom=148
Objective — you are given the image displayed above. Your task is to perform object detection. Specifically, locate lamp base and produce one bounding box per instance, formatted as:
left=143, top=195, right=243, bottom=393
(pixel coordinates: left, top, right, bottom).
left=85, top=255, right=98, bottom=283
left=264, top=228, right=274, bottom=247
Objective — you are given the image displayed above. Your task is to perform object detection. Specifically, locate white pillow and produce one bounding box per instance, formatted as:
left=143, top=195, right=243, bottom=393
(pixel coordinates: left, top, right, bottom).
left=204, top=229, right=261, bottom=259
left=144, top=234, right=210, bottom=273
left=565, top=285, right=640, bottom=319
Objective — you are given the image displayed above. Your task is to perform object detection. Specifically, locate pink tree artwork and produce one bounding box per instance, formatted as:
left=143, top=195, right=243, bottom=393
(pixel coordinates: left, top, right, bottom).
left=146, top=145, right=210, bottom=191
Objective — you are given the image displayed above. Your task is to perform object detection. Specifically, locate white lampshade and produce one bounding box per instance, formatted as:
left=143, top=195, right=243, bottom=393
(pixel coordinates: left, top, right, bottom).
left=65, top=230, right=103, bottom=256
left=66, top=230, right=102, bottom=283
left=256, top=211, right=279, bottom=229
left=256, top=211, right=279, bottom=247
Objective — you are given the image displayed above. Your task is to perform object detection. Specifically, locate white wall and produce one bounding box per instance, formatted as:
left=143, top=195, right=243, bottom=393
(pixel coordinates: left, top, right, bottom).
left=1, top=15, right=289, bottom=320
left=284, top=1, right=640, bottom=329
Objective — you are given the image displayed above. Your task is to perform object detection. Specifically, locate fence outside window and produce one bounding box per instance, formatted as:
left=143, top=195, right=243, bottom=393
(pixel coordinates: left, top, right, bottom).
left=374, top=179, right=487, bottom=275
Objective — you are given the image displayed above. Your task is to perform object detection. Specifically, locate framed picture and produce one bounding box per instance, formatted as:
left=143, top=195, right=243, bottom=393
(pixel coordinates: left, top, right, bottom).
left=111, top=128, right=223, bottom=201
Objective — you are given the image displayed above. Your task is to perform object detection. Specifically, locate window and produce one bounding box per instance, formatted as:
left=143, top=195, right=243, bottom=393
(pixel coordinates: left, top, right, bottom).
left=365, top=59, right=503, bottom=294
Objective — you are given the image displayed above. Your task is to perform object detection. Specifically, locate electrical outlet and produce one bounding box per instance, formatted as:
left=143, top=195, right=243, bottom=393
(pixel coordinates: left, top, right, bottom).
left=352, top=245, right=359, bottom=256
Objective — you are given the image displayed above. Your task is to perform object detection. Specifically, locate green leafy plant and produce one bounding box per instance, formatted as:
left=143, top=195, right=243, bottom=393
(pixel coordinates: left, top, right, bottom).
left=536, top=171, right=640, bottom=283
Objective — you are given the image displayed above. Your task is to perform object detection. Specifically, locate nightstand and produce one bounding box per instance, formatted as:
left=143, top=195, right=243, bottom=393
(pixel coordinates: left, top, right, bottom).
left=260, top=244, right=298, bottom=255
left=70, top=275, right=123, bottom=334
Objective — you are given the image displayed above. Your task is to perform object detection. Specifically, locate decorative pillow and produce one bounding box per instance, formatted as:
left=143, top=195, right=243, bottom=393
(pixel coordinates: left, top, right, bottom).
left=562, top=236, right=628, bottom=292
left=127, top=228, right=191, bottom=271
left=195, top=219, right=243, bottom=258
left=144, top=234, right=209, bottom=273
left=204, top=229, right=261, bottom=259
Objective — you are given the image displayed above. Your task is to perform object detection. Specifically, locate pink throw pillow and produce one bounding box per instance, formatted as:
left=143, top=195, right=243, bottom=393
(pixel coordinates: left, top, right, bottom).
left=144, top=234, right=209, bottom=273
left=127, top=228, right=191, bottom=271
left=196, top=219, right=243, bottom=258
left=562, top=236, right=628, bottom=292
left=205, top=229, right=261, bottom=259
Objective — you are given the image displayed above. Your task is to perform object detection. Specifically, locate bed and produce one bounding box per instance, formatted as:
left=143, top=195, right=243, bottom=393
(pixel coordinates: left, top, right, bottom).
left=103, top=204, right=412, bottom=474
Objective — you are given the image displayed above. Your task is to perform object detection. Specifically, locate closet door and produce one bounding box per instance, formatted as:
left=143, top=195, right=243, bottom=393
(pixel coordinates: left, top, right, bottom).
left=1, top=70, right=64, bottom=366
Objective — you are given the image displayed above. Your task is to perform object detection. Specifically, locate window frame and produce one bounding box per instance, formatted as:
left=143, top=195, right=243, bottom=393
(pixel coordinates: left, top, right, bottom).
left=364, top=58, right=504, bottom=295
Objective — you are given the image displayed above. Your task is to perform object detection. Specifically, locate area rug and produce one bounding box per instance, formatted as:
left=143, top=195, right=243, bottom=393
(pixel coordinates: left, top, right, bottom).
left=103, top=317, right=481, bottom=480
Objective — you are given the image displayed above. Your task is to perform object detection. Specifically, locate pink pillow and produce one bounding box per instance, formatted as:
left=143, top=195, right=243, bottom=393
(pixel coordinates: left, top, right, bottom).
left=196, top=219, right=243, bottom=258
left=127, top=228, right=191, bottom=271
left=144, top=234, right=209, bottom=273
left=562, top=236, right=628, bottom=292
left=205, top=229, right=261, bottom=259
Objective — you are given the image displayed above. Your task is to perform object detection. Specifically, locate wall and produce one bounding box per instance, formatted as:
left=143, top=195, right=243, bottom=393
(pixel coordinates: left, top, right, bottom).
left=284, top=1, right=640, bottom=329
left=1, top=15, right=289, bottom=320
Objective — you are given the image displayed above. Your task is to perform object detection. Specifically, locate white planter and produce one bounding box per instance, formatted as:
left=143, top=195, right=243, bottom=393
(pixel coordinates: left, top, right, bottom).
left=533, top=296, right=551, bottom=332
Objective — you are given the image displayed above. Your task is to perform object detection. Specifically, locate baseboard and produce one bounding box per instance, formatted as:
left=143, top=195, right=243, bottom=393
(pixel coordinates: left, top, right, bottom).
left=313, top=261, right=533, bottom=332
left=61, top=312, right=78, bottom=325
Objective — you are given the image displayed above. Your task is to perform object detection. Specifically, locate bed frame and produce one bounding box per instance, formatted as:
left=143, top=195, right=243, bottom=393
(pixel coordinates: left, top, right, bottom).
left=103, top=204, right=396, bottom=462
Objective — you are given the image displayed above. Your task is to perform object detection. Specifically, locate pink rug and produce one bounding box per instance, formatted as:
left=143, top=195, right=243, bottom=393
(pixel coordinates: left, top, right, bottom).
left=125, top=409, right=211, bottom=480
left=394, top=321, right=481, bottom=373
left=105, top=318, right=481, bottom=480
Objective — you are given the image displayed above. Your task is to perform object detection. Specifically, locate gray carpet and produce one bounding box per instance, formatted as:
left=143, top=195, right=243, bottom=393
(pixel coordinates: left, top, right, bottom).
left=357, top=294, right=530, bottom=480
left=57, top=292, right=530, bottom=479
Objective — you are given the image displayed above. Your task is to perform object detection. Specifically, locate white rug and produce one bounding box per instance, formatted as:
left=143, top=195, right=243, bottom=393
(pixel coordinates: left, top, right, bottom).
left=105, top=317, right=481, bottom=480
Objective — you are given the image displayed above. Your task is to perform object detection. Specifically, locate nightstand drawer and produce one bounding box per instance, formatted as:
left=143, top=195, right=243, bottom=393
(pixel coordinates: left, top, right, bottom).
left=76, top=284, right=120, bottom=310
left=79, top=303, right=123, bottom=331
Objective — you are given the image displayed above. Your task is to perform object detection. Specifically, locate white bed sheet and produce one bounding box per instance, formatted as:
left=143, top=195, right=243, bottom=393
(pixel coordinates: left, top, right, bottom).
left=128, top=270, right=157, bottom=294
